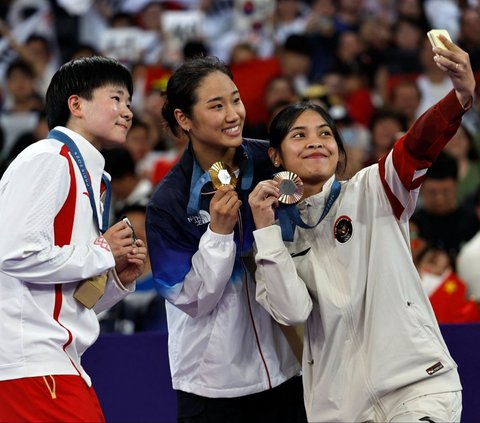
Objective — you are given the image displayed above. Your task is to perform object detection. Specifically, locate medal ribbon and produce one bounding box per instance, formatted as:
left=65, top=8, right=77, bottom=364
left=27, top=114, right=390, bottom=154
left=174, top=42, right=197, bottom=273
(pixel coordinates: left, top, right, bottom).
left=48, top=129, right=111, bottom=233
left=277, top=179, right=341, bottom=242
left=187, top=160, right=212, bottom=216
left=187, top=144, right=254, bottom=216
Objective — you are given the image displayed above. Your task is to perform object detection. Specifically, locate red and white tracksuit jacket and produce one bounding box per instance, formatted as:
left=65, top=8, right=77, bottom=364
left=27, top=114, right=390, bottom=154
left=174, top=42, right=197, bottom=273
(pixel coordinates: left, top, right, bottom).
left=0, top=126, right=132, bottom=386
left=254, top=91, right=465, bottom=422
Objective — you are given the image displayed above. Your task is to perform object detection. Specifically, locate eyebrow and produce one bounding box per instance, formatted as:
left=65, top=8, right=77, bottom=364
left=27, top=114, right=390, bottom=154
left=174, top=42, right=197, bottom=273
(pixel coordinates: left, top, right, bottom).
left=206, top=90, right=240, bottom=104
left=110, top=87, right=131, bottom=101
left=289, top=123, right=330, bottom=132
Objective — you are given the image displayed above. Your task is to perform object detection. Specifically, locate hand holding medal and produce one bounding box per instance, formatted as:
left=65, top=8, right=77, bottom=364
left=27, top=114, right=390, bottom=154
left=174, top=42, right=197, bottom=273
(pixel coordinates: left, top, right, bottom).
left=208, top=161, right=242, bottom=235
left=209, top=161, right=237, bottom=189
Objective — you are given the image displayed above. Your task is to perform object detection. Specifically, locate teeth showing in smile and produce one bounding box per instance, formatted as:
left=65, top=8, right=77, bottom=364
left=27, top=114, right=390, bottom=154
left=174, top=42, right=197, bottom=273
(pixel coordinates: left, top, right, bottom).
left=223, top=126, right=239, bottom=134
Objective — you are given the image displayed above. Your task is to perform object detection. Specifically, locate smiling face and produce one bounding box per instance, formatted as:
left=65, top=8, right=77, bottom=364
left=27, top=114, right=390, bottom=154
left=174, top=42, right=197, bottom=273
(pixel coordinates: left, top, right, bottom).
left=176, top=71, right=246, bottom=169
left=69, top=84, right=133, bottom=148
left=271, top=109, right=339, bottom=198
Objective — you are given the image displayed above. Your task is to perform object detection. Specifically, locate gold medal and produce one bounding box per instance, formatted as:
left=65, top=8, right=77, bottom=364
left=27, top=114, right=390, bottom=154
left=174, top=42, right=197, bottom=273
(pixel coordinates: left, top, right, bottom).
left=209, top=161, right=237, bottom=189
left=273, top=171, right=304, bottom=204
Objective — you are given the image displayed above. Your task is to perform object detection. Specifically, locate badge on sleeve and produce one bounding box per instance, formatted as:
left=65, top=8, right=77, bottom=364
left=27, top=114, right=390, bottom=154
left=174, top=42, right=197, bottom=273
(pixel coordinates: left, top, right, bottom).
left=334, top=215, right=353, bottom=243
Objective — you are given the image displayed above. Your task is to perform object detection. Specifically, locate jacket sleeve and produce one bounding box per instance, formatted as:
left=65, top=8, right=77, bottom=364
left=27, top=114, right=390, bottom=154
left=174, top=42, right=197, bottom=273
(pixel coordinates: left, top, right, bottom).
left=93, top=270, right=135, bottom=314
left=254, top=225, right=313, bottom=326
left=378, top=90, right=467, bottom=221
left=146, top=195, right=236, bottom=318
left=0, top=152, right=116, bottom=283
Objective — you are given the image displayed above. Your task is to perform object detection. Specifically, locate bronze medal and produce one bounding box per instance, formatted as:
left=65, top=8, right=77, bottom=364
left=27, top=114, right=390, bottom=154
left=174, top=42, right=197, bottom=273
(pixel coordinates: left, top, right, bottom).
left=273, top=171, right=304, bottom=204
left=209, top=161, right=237, bottom=189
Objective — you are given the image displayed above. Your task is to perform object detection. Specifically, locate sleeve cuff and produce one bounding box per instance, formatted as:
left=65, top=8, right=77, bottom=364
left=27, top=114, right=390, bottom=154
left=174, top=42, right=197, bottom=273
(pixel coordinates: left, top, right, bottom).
left=206, top=224, right=235, bottom=241
left=253, top=225, right=284, bottom=253
left=111, top=268, right=135, bottom=292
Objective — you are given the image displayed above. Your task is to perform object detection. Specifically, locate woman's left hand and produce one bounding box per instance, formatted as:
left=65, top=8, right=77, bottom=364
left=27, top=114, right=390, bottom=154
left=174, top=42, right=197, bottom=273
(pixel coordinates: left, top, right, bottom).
left=432, top=35, right=476, bottom=109
left=248, top=180, right=280, bottom=229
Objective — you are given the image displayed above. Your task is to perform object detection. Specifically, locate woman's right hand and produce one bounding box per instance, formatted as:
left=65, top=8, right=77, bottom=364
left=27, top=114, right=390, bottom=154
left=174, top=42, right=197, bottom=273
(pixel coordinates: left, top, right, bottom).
left=209, top=184, right=242, bottom=235
left=248, top=180, right=280, bottom=229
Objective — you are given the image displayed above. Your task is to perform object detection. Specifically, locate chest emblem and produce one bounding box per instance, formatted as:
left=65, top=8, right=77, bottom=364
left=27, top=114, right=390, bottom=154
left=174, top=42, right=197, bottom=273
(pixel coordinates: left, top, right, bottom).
left=187, top=210, right=211, bottom=226
left=334, top=215, right=353, bottom=243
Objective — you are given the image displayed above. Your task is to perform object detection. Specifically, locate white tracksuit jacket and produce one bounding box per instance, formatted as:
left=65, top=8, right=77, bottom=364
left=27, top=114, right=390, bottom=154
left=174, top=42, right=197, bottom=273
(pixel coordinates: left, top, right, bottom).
left=0, top=126, right=132, bottom=386
left=254, top=91, right=464, bottom=422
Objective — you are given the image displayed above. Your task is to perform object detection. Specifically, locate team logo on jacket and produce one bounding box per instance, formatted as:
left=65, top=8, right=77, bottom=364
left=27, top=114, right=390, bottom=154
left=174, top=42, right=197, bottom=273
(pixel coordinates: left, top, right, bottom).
left=94, top=236, right=111, bottom=251
left=334, top=216, right=353, bottom=243
left=187, top=210, right=211, bottom=226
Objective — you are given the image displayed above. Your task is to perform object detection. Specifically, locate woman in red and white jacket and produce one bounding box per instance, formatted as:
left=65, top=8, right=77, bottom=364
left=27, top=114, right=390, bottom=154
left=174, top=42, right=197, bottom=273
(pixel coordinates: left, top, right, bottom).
left=249, top=35, right=475, bottom=422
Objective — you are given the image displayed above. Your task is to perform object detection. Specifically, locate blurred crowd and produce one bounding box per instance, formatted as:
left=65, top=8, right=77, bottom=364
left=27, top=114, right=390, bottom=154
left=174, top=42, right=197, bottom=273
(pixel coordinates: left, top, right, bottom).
left=1, top=0, right=480, bottom=330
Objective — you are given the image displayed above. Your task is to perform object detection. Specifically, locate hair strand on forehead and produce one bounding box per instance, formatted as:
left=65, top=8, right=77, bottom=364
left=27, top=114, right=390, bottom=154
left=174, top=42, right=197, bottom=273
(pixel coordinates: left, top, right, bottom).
left=268, top=101, right=348, bottom=175
left=161, top=56, right=233, bottom=137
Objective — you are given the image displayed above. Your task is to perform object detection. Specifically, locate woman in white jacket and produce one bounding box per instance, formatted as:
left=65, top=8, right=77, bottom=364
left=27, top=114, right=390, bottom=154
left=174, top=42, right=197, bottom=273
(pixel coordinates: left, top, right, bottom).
left=248, top=35, right=475, bottom=422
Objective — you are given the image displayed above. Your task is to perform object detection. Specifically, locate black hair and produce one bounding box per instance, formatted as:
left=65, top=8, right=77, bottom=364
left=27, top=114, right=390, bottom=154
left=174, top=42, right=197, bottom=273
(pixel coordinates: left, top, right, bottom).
left=102, top=147, right=136, bottom=179
left=162, top=56, right=233, bottom=136
left=26, top=34, right=50, bottom=49
left=426, top=151, right=458, bottom=180
left=183, top=40, right=208, bottom=61
left=368, top=107, right=408, bottom=133
left=283, top=34, right=313, bottom=57
left=45, top=56, right=133, bottom=129
left=130, top=116, right=150, bottom=133
left=268, top=101, right=347, bottom=174
left=6, top=59, right=35, bottom=79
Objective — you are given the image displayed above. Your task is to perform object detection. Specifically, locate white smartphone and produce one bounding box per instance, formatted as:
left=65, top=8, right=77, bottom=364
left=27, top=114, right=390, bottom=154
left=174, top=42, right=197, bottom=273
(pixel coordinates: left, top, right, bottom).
left=427, top=29, right=452, bottom=50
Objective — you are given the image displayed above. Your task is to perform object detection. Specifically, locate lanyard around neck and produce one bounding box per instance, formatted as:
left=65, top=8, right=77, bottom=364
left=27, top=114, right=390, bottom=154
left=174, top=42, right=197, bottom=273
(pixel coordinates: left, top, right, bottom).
left=186, top=144, right=254, bottom=216
left=48, top=129, right=111, bottom=233
left=277, top=179, right=341, bottom=242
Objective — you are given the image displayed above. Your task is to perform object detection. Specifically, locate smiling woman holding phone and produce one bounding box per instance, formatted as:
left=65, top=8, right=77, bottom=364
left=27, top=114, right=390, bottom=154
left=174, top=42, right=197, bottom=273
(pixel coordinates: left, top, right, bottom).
left=248, top=34, right=475, bottom=423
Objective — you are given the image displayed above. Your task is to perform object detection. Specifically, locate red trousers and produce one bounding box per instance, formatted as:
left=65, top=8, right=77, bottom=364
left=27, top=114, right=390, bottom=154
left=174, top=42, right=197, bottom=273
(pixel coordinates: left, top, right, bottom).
left=0, top=375, right=105, bottom=422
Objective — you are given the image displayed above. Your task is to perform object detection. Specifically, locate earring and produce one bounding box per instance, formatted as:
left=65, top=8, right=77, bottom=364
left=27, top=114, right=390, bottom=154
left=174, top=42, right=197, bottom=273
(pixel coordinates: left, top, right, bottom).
left=274, top=161, right=279, bottom=167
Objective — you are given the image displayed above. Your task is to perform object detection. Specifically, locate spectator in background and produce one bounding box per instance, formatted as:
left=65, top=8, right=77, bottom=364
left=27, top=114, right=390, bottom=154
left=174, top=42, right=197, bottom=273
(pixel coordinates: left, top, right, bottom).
left=272, top=0, right=309, bottom=47
left=244, top=74, right=299, bottom=139
left=376, top=16, right=424, bottom=105
left=458, top=6, right=480, bottom=73
left=304, top=0, right=338, bottom=81
left=328, top=104, right=370, bottom=179
left=67, top=43, right=99, bottom=61
left=363, top=107, right=407, bottom=167
left=390, top=78, right=422, bottom=127
left=0, top=19, right=59, bottom=97
left=228, top=41, right=257, bottom=66
left=416, top=37, right=454, bottom=116
left=415, top=243, right=480, bottom=324
left=412, top=151, right=479, bottom=259
left=102, top=147, right=153, bottom=223
left=443, top=123, right=480, bottom=207
left=396, top=0, right=431, bottom=31
left=1, top=109, right=48, bottom=171
left=0, top=59, right=43, bottom=159
left=123, top=117, right=158, bottom=179
left=276, top=33, right=313, bottom=97
left=22, top=34, right=58, bottom=97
